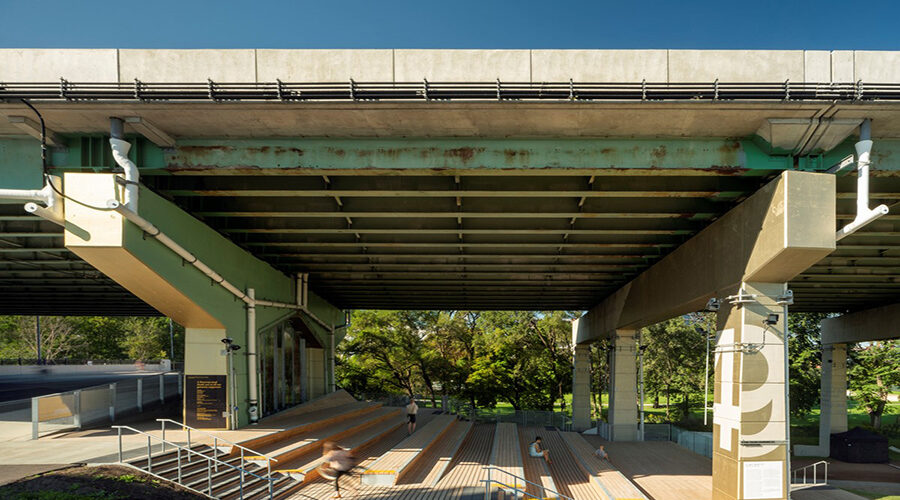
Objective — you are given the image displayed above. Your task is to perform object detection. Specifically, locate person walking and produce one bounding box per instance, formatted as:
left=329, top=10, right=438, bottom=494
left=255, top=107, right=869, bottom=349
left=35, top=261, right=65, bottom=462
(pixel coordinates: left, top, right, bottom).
left=406, top=398, right=419, bottom=435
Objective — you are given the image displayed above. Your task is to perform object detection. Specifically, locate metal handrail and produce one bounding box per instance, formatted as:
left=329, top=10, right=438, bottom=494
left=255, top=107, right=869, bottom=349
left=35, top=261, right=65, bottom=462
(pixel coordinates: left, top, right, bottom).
left=113, top=425, right=276, bottom=499
left=791, top=460, right=828, bottom=484
left=156, top=418, right=277, bottom=469
left=791, top=460, right=828, bottom=486
left=481, top=466, right=574, bottom=500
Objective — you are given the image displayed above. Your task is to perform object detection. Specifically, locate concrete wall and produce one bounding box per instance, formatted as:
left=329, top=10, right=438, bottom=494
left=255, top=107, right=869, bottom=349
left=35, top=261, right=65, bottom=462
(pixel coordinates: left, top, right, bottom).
left=4, top=49, right=900, bottom=83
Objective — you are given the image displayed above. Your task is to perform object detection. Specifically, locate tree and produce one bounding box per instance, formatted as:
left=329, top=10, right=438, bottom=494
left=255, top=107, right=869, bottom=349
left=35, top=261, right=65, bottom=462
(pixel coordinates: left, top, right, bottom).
left=642, top=314, right=710, bottom=421
left=118, top=317, right=170, bottom=361
left=848, top=340, right=900, bottom=429
left=787, top=313, right=827, bottom=417
left=0, top=316, right=85, bottom=362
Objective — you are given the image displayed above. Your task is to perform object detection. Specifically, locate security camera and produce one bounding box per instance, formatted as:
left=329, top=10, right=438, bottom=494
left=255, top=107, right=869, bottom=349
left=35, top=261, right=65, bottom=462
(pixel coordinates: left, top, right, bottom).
left=705, top=298, right=720, bottom=312
left=221, top=338, right=233, bottom=345
left=763, top=314, right=779, bottom=326
left=231, top=345, right=241, bottom=352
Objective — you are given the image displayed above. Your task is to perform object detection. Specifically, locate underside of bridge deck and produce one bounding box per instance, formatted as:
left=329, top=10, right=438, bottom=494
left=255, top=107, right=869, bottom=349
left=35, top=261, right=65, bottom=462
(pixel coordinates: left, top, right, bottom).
left=1, top=131, right=899, bottom=314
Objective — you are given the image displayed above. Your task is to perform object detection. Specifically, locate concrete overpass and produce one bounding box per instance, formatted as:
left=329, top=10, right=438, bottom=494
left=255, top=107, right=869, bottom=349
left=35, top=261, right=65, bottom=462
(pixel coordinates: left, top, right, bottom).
left=2, top=49, right=900, bottom=500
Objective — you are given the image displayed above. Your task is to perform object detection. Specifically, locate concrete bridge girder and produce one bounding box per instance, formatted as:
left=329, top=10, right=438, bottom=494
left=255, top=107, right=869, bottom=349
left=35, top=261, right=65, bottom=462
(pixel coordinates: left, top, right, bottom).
left=61, top=173, right=344, bottom=428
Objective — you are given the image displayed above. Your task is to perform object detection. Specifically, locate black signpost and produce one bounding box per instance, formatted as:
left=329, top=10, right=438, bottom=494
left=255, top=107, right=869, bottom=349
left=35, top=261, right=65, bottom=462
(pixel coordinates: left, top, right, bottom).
left=185, top=374, right=227, bottom=428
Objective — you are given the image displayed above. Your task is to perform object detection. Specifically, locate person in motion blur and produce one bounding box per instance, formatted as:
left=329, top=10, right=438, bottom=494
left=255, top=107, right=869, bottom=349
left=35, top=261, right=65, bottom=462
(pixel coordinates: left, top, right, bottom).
left=320, top=441, right=356, bottom=498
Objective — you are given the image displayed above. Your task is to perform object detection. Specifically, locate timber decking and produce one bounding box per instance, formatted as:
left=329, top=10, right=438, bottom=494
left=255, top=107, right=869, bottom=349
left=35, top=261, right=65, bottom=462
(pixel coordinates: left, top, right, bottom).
left=361, top=413, right=457, bottom=486
left=402, top=419, right=474, bottom=487
left=247, top=405, right=399, bottom=468
left=519, top=426, right=560, bottom=498
left=558, top=431, right=645, bottom=500
left=583, top=435, right=712, bottom=500
left=285, top=412, right=445, bottom=500
left=272, top=406, right=406, bottom=480
left=490, top=422, right=526, bottom=495
left=237, top=401, right=381, bottom=457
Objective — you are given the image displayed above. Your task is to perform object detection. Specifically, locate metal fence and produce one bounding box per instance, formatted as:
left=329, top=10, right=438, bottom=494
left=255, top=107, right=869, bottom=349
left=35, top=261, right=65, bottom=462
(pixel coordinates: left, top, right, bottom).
left=360, top=393, right=571, bottom=431
left=0, top=372, right=184, bottom=440
left=643, top=423, right=713, bottom=458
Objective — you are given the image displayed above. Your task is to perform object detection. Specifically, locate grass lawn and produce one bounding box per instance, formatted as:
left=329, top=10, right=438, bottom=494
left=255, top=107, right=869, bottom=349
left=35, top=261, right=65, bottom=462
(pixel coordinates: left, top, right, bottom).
left=839, top=488, right=900, bottom=500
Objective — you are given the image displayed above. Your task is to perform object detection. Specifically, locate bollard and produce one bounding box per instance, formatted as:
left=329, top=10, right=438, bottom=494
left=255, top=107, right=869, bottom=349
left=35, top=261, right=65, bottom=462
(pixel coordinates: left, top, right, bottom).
left=159, top=374, right=164, bottom=404
left=73, top=390, right=82, bottom=430
left=137, top=378, right=143, bottom=412
left=177, top=373, right=183, bottom=396
left=31, top=397, right=39, bottom=440
left=109, top=383, right=116, bottom=422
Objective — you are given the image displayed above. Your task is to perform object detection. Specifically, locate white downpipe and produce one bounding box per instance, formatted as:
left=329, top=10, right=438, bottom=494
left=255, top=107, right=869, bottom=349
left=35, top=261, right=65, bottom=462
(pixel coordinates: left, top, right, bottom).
left=109, top=138, right=139, bottom=212
left=836, top=120, right=889, bottom=240
left=107, top=201, right=333, bottom=330
left=1, top=175, right=64, bottom=226
left=247, top=288, right=259, bottom=423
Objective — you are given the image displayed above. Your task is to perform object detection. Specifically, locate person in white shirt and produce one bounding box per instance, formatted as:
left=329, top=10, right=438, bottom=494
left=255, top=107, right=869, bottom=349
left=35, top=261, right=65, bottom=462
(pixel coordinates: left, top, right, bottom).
left=406, top=399, right=419, bottom=435
left=594, top=445, right=610, bottom=461
left=528, top=436, right=551, bottom=464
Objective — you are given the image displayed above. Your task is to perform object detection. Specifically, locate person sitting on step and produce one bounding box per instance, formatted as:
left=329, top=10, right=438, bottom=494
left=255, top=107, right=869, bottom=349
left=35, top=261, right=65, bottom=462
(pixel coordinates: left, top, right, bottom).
left=529, top=436, right=551, bottom=464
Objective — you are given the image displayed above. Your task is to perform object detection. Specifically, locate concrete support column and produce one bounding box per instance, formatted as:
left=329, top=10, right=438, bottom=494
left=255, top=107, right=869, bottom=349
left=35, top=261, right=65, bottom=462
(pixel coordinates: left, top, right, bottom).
left=821, top=343, right=848, bottom=438
left=307, top=347, right=325, bottom=399
left=608, top=329, right=638, bottom=441
left=713, top=282, right=788, bottom=500
left=572, top=340, right=592, bottom=432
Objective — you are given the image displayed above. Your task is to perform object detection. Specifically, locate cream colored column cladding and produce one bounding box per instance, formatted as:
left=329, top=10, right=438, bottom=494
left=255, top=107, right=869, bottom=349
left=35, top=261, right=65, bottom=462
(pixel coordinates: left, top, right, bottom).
left=608, top=330, right=638, bottom=441
left=823, top=343, right=849, bottom=435
left=306, top=347, right=325, bottom=399
left=713, top=282, right=788, bottom=500
left=572, top=339, right=592, bottom=432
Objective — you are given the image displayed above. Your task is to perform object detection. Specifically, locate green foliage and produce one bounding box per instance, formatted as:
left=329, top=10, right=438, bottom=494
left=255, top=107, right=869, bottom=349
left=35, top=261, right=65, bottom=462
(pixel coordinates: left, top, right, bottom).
left=848, top=340, right=900, bottom=429
left=642, top=313, right=711, bottom=421
left=788, top=312, right=827, bottom=417
left=0, top=316, right=184, bottom=362
left=337, top=310, right=576, bottom=411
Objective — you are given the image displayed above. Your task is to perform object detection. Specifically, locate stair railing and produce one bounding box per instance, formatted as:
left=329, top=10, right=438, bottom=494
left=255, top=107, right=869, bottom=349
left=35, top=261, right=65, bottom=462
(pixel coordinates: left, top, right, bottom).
left=156, top=418, right=277, bottom=476
left=791, top=460, right=828, bottom=486
left=481, top=466, right=574, bottom=500
left=113, top=425, right=276, bottom=499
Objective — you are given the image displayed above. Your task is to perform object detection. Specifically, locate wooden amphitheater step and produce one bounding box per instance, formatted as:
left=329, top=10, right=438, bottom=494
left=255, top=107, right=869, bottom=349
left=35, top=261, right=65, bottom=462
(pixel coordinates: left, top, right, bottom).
left=236, top=401, right=381, bottom=460
left=559, top=431, right=649, bottom=500
left=360, top=413, right=457, bottom=486
left=414, top=419, right=474, bottom=487
left=489, top=422, right=526, bottom=495
left=272, top=406, right=406, bottom=483
left=519, top=426, right=561, bottom=499
left=234, top=397, right=377, bottom=453
left=243, top=405, right=399, bottom=468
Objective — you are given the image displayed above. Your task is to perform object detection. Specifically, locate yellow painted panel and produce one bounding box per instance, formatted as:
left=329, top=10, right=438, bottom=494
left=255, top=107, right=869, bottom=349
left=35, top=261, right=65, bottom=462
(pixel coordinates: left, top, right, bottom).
left=63, top=173, right=123, bottom=247
left=185, top=328, right=228, bottom=376
left=67, top=246, right=222, bottom=329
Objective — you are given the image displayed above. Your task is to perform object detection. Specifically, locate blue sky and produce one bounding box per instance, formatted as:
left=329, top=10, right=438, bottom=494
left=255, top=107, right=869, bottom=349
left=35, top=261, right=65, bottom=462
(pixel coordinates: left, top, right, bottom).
left=2, top=0, right=899, bottom=50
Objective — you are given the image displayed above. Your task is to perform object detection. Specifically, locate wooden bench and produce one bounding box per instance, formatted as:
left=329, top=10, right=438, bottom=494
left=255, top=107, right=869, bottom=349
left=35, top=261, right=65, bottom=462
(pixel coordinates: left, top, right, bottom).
left=274, top=406, right=406, bottom=482
left=361, top=414, right=456, bottom=486
left=519, top=427, right=560, bottom=499
left=489, top=422, right=526, bottom=495
left=559, top=431, right=648, bottom=500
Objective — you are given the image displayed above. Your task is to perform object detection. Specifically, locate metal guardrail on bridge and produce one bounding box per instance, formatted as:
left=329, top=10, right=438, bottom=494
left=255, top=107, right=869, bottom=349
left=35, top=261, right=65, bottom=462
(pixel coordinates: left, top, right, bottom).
left=2, top=79, right=900, bottom=103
